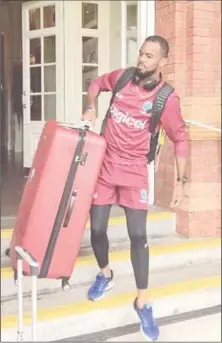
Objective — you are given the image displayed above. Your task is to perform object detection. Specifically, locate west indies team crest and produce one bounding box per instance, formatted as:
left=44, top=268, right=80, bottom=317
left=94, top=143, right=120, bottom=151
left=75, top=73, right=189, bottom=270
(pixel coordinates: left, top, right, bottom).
left=143, top=101, right=153, bottom=113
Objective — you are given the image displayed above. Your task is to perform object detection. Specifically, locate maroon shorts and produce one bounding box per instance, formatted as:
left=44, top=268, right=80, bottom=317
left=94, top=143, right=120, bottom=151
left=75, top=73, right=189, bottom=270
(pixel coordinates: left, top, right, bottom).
left=93, top=159, right=149, bottom=210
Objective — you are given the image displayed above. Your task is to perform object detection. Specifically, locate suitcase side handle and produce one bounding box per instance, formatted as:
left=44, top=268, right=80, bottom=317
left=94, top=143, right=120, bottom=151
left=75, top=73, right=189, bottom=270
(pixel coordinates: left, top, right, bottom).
left=63, top=191, right=77, bottom=227
left=15, top=246, right=39, bottom=342
left=58, top=120, right=92, bottom=131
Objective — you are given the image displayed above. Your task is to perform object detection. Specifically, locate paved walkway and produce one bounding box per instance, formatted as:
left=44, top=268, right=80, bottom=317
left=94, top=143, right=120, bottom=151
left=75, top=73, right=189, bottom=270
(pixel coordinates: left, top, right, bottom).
left=107, top=313, right=221, bottom=342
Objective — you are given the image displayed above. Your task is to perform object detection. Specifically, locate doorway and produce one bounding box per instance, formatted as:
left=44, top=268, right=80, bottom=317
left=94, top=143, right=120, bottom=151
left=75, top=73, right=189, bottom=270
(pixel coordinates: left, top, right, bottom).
left=1, top=0, right=156, bottom=226
left=0, top=1, right=24, bottom=225
left=1, top=0, right=110, bottom=223
left=0, top=1, right=63, bottom=222
left=22, top=0, right=65, bottom=170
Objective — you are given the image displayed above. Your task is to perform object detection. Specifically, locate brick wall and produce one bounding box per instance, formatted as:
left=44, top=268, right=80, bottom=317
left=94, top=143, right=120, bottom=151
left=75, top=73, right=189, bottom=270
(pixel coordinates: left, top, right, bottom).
left=155, top=0, right=187, bottom=97
left=155, top=0, right=221, bottom=237
left=156, top=0, right=221, bottom=123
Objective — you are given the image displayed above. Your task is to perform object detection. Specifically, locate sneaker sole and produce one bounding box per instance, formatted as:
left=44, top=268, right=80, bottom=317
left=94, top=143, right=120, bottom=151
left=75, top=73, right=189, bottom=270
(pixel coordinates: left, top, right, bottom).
left=133, top=307, right=159, bottom=342
left=88, top=279, right=114, bottom=302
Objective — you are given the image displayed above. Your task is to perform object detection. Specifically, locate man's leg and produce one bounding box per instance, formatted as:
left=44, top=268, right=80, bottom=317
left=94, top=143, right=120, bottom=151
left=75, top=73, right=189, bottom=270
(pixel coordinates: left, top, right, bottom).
left=88, top=180, right=116, bottom=301
left=90, top=204, right=112, bottom=278
left=124, top=207, right=149, bottom=307
left=118, top=188, right=159, bottom=341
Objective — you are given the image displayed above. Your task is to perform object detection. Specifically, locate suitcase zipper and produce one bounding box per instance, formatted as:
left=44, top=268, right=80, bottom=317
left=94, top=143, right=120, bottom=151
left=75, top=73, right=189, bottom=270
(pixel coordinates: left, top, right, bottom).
left=39, top=129, right=86, bottom=278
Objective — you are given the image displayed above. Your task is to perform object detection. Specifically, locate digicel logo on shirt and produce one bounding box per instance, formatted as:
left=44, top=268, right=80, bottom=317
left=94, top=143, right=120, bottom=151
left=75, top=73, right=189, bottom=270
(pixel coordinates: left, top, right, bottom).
left=110, top=104, right=147, bottom=130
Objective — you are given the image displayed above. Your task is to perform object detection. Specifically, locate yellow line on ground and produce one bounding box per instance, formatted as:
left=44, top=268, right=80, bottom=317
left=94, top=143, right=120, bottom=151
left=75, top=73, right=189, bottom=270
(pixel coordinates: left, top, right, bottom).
left=1, top=211, right=174, bottom=239
left=1, top=275, right=220, bottom=329
left=1, top=238, right=220, bottom=280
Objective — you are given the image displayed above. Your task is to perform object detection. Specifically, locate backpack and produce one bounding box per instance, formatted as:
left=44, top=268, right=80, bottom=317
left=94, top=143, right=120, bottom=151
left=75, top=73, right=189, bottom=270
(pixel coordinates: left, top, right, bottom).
left=100, top=67, right=174, bottom=164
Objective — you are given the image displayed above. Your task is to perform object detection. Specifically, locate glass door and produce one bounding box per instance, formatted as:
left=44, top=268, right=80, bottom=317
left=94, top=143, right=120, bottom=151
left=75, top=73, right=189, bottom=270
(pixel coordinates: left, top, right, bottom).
left=120, top=0, right=155, bottom=67
left=81, top=2, right=99, bottom=114
left=64, top=1, right=110, bottom=133
left=22, top=0, right=64, bottom=168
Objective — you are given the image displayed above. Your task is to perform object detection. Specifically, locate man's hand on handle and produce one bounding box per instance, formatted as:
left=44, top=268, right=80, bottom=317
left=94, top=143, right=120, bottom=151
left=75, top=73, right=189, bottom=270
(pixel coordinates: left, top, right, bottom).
left=82, top=106, right=96, bottom=128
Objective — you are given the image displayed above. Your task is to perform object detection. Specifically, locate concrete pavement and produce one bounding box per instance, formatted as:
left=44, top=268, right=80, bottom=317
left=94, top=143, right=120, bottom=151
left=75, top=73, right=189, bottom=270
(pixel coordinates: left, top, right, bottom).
left=1, top=261, right=221, bottom=341
left=107, top=313, right=221, bottom=342
left=1, top=205, right=221, bottom=342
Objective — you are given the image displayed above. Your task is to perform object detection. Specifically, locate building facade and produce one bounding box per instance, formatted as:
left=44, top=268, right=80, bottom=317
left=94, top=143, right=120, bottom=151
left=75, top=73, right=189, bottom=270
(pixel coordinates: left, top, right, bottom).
left=0, top=1, right=221, bottom=236
left=155, top=1, right=221, bottom=238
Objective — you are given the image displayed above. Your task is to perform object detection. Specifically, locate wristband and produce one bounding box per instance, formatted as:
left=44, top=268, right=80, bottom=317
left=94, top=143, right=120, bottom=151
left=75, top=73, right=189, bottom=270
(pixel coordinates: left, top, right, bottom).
left=177, top=176, right=187, bottom=184
left=86, top=105, right=96, bottom=112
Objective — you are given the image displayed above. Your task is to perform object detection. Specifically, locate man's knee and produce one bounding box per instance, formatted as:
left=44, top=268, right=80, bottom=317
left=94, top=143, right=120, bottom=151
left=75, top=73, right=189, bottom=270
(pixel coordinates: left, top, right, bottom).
left=90, top=204, right=111, bottom=236
left=129, top=230, right=148, bottom=249
left=124, top=207, right=148, bottom=247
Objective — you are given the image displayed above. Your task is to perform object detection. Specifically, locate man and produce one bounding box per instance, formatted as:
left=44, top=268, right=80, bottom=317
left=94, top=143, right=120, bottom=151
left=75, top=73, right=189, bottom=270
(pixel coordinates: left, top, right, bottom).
left=82, top=35, right=188, bottom=341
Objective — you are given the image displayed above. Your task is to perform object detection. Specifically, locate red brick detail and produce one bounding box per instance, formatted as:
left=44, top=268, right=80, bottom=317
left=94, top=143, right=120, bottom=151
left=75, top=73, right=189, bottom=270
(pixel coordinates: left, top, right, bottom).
left=155, top=137, right=221, bottom=238
left=176, top=209, right=221, bottom=238
left=154, top=138, right=175, bottom=209
left=155, top=1, right=221, bottom=238
left=155, top=0, right=221, bottom=98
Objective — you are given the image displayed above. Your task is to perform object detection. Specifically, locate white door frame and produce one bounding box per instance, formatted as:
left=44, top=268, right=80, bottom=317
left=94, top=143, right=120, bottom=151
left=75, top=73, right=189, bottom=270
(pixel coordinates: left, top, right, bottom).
left=63, top=1, right=110, bottom=133
left=138, top=0, right=155, bottom=44
left=120, top=1, right=155, bottom=67
left=22, top=0, right=65, bottom=168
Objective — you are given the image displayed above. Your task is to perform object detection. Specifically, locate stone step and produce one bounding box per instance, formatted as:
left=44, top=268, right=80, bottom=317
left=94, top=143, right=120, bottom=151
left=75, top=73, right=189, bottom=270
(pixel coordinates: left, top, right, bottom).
left=1, top=260, right=221, bottom=341
left=1, top=235, right=220, bottom=297
left=104, top=311, right=221, bottom=342
left=1, top=207, right=176, bottom=258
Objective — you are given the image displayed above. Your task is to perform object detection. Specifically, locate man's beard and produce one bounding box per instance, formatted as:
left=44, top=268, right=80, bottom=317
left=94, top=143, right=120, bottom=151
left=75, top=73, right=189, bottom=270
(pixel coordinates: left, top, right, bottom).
left=135, top=66, right=157, bottom=81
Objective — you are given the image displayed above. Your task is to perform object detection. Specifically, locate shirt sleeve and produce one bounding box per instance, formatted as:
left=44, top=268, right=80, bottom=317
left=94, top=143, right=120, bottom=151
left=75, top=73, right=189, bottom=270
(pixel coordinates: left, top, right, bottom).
left=87, top=68, right=124, bottom=96
left=160, top=93, right=188, bottom=157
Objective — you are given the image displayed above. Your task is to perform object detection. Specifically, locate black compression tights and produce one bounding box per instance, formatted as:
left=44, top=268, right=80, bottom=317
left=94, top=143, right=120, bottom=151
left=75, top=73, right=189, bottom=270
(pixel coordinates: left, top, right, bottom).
left=90, top=205, right=149, bottom=290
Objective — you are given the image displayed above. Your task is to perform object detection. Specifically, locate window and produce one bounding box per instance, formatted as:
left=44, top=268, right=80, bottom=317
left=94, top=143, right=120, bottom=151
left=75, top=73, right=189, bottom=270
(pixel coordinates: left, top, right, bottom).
left=121, top=1, right=138, bottom=68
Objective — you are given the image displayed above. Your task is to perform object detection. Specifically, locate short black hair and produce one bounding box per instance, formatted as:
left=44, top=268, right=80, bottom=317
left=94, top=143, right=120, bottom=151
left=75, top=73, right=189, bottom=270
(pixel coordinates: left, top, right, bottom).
left=144, top=35, right=169, bottom=58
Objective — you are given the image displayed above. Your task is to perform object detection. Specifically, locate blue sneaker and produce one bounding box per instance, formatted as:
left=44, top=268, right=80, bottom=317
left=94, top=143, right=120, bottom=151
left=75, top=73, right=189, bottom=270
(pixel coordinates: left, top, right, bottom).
left=88, top=270, right=114, bottom=301
left=133, top=298, right=159, bottom=341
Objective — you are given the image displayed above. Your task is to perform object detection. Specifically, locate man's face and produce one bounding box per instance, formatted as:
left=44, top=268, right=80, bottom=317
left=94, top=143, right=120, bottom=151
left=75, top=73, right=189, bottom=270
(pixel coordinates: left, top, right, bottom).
left=136, top=41, right=167, bottom=79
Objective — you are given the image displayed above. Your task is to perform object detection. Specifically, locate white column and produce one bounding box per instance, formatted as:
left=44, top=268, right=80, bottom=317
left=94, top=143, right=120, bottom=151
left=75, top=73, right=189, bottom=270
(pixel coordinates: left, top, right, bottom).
left=120, top=1, right=127, bottom=68
left=137, top=0, right=147, bottom=47
left=138, top=0, right=155, bottom=46
left=146, top=0, right=155, bottom=36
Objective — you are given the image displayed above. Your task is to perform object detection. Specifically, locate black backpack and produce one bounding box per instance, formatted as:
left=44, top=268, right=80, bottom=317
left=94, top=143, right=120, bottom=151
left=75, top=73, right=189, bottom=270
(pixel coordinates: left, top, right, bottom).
left=100, top=67, right=174, bottom=164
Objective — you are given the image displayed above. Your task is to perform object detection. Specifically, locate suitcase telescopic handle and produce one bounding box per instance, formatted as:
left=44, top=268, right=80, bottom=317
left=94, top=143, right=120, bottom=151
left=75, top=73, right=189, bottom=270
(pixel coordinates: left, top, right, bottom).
left=63, top=191, right=77, bottom=227
left=15, top=246, right=39, bottom=342
left=15, top=247, right=39, bottom=271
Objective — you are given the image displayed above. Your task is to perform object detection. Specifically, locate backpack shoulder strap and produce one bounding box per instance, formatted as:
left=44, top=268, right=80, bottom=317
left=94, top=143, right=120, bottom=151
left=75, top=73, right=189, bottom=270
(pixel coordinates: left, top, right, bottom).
left=109, top=67, right=136, bottom=106
left=100, top=67, right=136, bottom=134
left=149, top=83, right=175, bottom=133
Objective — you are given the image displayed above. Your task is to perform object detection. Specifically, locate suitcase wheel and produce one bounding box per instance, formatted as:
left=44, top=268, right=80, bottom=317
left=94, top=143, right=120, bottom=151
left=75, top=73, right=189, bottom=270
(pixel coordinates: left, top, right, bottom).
left=5, top=248, right=10, bottom=257
left=61, top=278, right=70, bottom=292
left=14, top=270, right=18, bottom=286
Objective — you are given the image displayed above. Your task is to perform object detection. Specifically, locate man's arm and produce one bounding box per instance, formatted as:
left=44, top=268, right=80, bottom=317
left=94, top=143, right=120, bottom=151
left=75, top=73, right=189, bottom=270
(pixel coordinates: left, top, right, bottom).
left=83, top=69, right=123, bottom=121
left=160, top=93, right=188, bottom=181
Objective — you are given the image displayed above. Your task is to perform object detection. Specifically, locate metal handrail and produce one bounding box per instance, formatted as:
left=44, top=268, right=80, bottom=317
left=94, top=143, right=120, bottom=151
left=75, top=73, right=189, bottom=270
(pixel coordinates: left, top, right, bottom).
left=185, top=120, right=221, bottom=133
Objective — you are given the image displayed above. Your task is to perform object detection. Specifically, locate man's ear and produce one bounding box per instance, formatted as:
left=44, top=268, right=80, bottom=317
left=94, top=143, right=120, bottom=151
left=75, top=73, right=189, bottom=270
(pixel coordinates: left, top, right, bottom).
left=159, top=57, right=168, bottom=69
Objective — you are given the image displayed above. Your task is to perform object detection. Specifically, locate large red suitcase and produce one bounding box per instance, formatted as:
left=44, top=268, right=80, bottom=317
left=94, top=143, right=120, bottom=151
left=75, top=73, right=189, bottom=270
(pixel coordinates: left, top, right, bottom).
left=10, top=120, right=106, bottom=289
